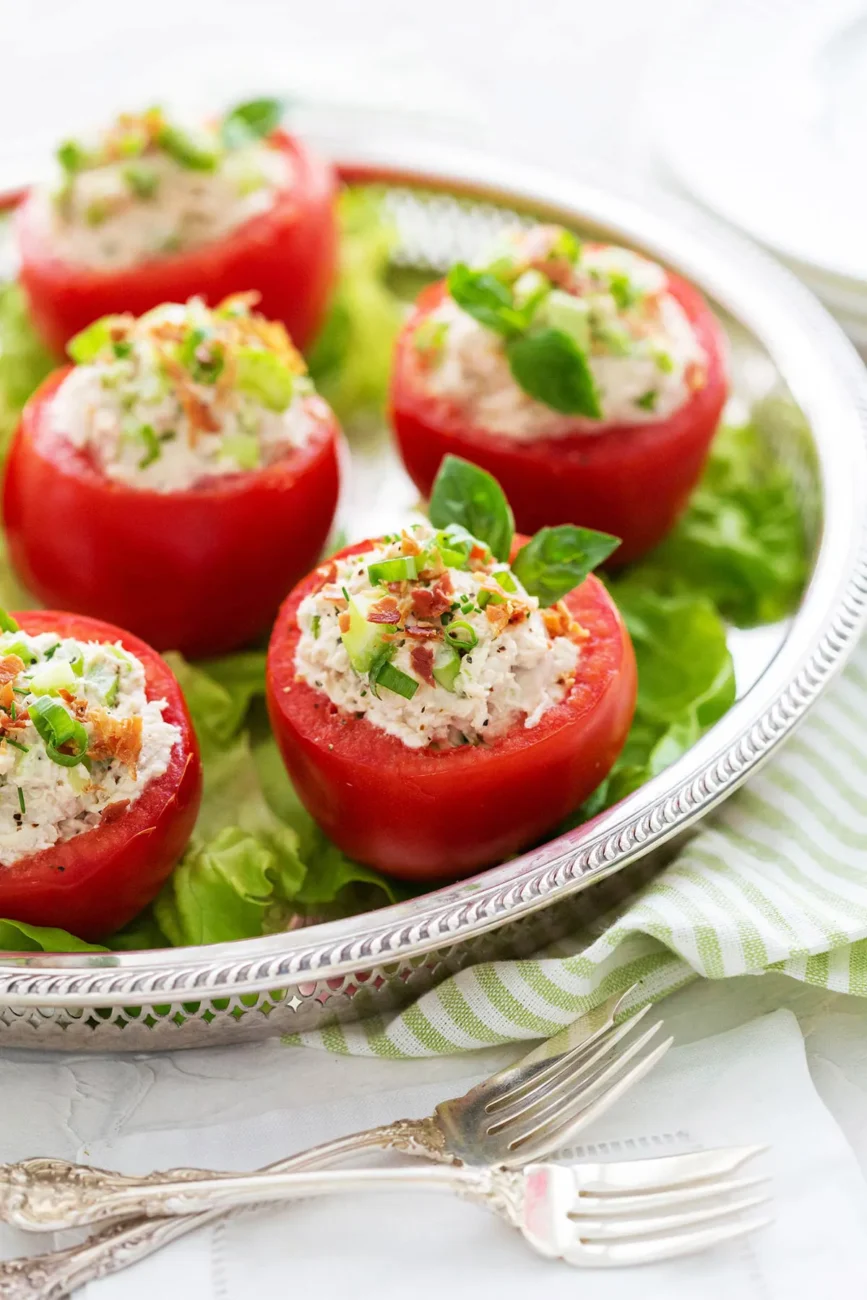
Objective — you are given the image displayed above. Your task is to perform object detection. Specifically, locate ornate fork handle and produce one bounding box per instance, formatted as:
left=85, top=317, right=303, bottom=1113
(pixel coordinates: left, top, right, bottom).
left=0, top=1118, right=450, bottom=1300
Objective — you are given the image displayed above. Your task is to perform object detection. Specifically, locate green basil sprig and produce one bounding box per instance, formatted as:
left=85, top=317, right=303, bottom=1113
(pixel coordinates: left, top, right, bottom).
left=445, top=262, right=602, bottom=420
left=221, top=98, right=285, bottom=150
left=429, top=455, right=514, bottom=563
left=512, top=525, right=619, bottom=606
left=505, top=328, right=602, bottom=418
left=428, top=456, right=619, bottom=603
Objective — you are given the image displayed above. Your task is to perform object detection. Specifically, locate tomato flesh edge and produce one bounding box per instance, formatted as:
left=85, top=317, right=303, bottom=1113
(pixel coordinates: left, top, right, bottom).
left=266, top=539, right=637, bottom=879
left=0, top=610, right=202, bottom=940
left=16, top=131, right=338, bottom=355
left=3, top=368, right=342, bottom=657
left=390, top=273, right=728, bottom=564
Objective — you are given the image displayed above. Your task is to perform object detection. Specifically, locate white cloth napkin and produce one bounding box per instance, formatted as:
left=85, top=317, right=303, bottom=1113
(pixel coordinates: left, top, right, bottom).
left=59, top=1010, right=867, bottom=1299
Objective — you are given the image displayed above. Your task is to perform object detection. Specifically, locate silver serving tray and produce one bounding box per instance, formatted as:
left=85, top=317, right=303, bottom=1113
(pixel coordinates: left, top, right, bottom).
left=2, top=138, right=866, bottom=1051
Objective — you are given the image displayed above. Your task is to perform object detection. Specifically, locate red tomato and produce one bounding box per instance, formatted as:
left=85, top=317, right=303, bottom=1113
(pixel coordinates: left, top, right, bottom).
left=266, top=539, right=637, bottom=879
left=3, top=368, right=342, bottom=658
left=16, top=132, right=338, bottom=356
left=0, top=610, right=201, bottom=939
left=390, top=275, right=728, bottom=565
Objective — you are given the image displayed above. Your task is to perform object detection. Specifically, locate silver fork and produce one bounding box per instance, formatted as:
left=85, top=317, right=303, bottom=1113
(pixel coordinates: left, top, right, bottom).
left=11, top=1148, right=772, bottom=1270
left=0, top=992, right=671, bottom=1295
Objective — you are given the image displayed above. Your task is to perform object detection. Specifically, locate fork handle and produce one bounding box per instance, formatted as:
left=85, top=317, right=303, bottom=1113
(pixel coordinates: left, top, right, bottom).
left=0, top=1118, right=450, bottom=1300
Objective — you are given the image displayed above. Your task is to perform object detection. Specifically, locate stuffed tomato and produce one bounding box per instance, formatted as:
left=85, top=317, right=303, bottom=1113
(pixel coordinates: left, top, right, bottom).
left=391, top=224, right=728, bottom=564
left=267, top=456, right=636, bottom=879
left=0, top=608, right=201, bottom=939
left=3, top=295, right=341, bottom=658
left=16, top=99, right=337, bottom=354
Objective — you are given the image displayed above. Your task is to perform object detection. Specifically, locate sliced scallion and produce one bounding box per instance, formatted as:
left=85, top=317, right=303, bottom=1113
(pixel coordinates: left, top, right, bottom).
left=311, top=614, right=321, bottom=639
left=157, top=123, right=221, bottom=171
left=367, top=556, right=419, bottom=585
left=6, top=739, right=29, bottom=754
left=444, top=620, right=478, bottom=653
left=29, top=697, right=89, bottom=768
left=371, top=661, right=419, bottom=700
left=17, top=787, right=25, bottom=815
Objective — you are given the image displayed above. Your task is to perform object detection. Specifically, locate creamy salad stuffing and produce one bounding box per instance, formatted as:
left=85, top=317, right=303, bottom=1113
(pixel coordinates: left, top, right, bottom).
left=34, top=99, right=291, bottom=269
left=294, top=523, right=584, bottom=749
left=0, top=620, right=180, bottom=866
left=415, top=225, right=708, bottom=439
left=51, top=295, right=319, bottom=493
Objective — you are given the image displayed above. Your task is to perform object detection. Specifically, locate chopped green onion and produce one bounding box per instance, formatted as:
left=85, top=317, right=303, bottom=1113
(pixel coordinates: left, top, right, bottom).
left=221, top=97, right=285, bottom=149
left=432, top=643, right=461, bottom=692
left=68, top=316, right=126, bottom=364
left=635, top=389, right=658, bottom=412
left=371, top=660, right=419, bottom=700
left=235, top=348, right=294, bottom=411
left=112, top=339, right=133, bottom=360
left=6, top=739, right=29, bottom=754
left=608, top=271, right=640, bottom=311
left=85, top=200, right=109, bottom=227
left=56, top=139, right=89, bottom=175
left=491, top=568, right=518, bottom=593
left=444, top=620, right=478, bottom=652
left=367, top=556, right=419, bottom=584
left=157, top=123, right=221, bottom=171
left=0, top=609, right=20, bottom=633
left=122, top=163, right=160, bottom=199
left=311, top=615, right=321, bottom=639
left=654, top=350, right=675, bottom=374
left=413, top=318, right=448, bottom=360
left=43, top=643, right=60, bottom=660
left=177, top=328, right=225, bottom=384
left=29, top=697, right=89, bottom=768
left=17, top=787, right=25, bottom=815
left=137, top=424, right=162, bottom=470
left=220, top=433, right=260, bottom=471
left=477, top=589, right=505, bottom=609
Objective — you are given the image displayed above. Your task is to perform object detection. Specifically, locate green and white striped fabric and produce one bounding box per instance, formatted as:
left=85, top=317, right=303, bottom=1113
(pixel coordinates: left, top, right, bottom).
left=291, top=636, right=867, bottom=1057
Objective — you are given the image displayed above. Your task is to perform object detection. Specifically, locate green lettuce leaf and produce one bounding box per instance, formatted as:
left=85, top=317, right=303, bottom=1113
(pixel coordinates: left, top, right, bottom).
left=571, top=583, right=736, bottom=820
left=632, top=412, right=810, bottom=627
left=0, top=279, right=54, bottom=459
left=0, top=918, right=105, bottom=952
left=307, top=188, right=406, bottom=429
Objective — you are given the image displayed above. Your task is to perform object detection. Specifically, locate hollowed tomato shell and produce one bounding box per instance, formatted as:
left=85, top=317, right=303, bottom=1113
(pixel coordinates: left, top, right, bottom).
left=0, top=610, right=201, bottom=940
left=3, top=368, right=342, bottom=658
left=16, top=131, right=338, bottom=355
left=266, top=538, right=637, bottom=880
left=390, top=273, right=728, bottom=565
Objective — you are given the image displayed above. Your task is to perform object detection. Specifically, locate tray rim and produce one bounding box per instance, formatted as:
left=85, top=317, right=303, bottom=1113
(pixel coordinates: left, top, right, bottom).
left=2, top=137, right=866, bottom=1006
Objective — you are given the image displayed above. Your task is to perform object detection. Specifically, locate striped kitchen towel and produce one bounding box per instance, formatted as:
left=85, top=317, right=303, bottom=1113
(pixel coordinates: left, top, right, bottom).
left=291, top=634, right=867, bottom=1056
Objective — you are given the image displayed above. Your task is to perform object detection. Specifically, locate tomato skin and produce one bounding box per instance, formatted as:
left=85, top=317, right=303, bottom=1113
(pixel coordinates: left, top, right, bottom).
left=0, top=610, right=201, bottom=940
left=266, top=539, right=637, bottom=880
left=3, top=368, right=342, bottom=658
left=390, top=275, right=728, bottom=565
left=16, top=132, right=338, bottom=355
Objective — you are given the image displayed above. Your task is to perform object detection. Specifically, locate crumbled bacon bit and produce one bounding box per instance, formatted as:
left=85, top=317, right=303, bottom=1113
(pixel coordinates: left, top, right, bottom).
left=338, top=611, right=351, bottom=634
left=685, top=361, right=706, bottom=392
left=410, top=645, right=436, bottom=686
left=411, top=573, right=453, bottom=621
left=400, top=531, right=422, bottom=557
left=404, top=623, right=440, bottom=640
left=485, top=603, right=511, bottom=636
left=86, top=710, right=143, bottom=776
left=159, top=352, right=221, bottom=440
left=468, top=544, right=490, bottom=570
left=521, top=225, right=578, bottom=292
left=217, top=291, right=262, bottom=315
left=543, top=602, right=589, bottom=642
left=366, top=595, right=402, bottom=626
left=508, top=603, right=529, bottom=625
left=0, top=655, right=24, bottom=687
left=321, top=584, right=349, bottom=604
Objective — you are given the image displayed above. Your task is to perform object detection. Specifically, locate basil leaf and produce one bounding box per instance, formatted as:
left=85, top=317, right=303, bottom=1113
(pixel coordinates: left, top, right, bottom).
left=221, top=97, right=285, bottom=149
left=446, top=264, right=528, bottom=337
left=429, top=455, right=514, bottom=562
left=506, top=327, right=602, bottom=418
left=512, top=525, right=620, bottom=606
